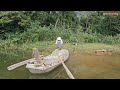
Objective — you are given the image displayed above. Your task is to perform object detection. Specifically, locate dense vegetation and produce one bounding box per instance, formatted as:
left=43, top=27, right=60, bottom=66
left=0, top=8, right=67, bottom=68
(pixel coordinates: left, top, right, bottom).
left=0, top=11, right=120, bottom=44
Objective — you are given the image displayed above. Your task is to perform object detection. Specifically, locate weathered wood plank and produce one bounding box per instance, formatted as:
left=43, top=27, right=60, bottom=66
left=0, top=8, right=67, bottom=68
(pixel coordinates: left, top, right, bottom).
left=7, top=58, right=35, bottom=70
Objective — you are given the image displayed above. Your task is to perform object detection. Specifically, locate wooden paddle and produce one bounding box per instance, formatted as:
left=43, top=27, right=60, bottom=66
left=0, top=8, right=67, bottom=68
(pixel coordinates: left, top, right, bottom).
left=59, top=56, right=75, bottom=79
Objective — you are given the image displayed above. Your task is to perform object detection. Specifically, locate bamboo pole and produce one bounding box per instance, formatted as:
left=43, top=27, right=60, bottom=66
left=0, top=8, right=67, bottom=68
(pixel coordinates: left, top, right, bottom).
left=59, top=56, right=75, bottom=79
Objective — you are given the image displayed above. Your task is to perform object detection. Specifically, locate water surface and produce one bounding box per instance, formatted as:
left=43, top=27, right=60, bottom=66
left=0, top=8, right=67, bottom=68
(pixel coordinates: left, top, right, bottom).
left=0, top=51, right=120, bottom=79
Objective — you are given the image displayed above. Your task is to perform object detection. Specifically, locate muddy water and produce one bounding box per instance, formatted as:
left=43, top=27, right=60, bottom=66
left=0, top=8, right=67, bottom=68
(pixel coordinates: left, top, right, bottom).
left=66, top=53, right=120, bottom=79
left=0, top=52, right=120, bottom=79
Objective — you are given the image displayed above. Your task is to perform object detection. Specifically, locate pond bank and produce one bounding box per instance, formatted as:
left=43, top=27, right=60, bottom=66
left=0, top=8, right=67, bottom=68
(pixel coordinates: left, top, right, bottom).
left=0, top=40, right=120, bottom=58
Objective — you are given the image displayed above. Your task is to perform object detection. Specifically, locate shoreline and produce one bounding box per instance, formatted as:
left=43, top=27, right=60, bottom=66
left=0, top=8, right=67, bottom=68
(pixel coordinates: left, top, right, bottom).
left=1, top=40, right=120, bottom=56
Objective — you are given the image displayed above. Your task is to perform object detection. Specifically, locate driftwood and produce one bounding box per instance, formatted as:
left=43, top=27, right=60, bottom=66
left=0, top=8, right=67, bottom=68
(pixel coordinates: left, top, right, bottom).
left=94, top=49, right=112, bottom=55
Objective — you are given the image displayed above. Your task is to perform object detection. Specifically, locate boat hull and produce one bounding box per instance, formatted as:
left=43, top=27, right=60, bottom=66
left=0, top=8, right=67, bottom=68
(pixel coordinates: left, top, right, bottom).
left=26, top=49, right=69, bottom=74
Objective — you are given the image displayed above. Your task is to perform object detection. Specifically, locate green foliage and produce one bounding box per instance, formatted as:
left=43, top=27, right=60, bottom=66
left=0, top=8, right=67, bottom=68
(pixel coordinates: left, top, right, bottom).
left=113, top=34, right=120, bottom=43
left=0, top=11, right=31, bottom=39
left=98, top=16, right=120, bottom=36
left=5, top=21, right=72, bottom=43
left=79, top=11, right=120, bottom=36
left=0, top=11, right=120, bottom=45
left=69, top=36, right=78, bottom=43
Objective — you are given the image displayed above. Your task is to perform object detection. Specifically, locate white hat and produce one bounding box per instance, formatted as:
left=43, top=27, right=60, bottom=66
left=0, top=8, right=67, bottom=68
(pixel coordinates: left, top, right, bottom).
left=57, top=37, right=61, bottom=40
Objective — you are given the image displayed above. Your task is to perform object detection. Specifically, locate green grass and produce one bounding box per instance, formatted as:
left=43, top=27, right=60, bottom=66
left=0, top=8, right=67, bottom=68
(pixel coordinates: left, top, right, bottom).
left=0, top=39, right=119, bottom=54
left=0, top=39, right=120, bottom=62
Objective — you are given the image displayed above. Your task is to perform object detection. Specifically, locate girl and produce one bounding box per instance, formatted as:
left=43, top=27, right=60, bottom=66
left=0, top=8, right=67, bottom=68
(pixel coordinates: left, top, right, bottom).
left=55, top=37, right=63, bottom=50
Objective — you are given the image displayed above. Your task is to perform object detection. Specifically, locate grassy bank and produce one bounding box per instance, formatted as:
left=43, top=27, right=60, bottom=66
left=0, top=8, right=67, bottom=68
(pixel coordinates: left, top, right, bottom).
left=1, top=40, right=120, bottom=62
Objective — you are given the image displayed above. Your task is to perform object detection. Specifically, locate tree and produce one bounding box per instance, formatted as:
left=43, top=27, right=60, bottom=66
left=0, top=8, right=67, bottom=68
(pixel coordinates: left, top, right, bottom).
left=0, top=11, right=31, bottom=34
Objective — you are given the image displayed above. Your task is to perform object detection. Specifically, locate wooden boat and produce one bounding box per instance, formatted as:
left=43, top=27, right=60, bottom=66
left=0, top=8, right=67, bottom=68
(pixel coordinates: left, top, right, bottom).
left=26, top=49, right=69, bottom=74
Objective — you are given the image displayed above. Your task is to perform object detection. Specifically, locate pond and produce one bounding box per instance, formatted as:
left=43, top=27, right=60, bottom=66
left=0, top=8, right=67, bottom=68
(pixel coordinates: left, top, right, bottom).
left=0, top=50, right=120, bottom=79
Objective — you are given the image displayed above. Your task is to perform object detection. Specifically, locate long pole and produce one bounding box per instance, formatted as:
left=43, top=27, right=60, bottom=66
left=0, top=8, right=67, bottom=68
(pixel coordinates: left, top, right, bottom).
left=59, top=56, right=75, bottom=79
